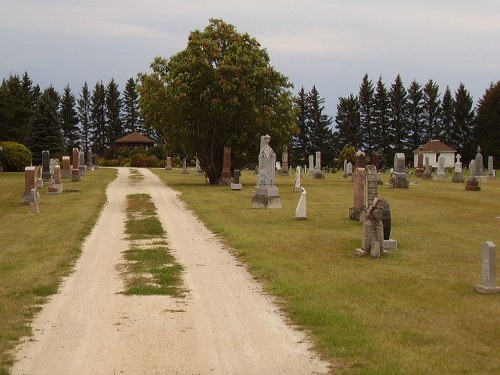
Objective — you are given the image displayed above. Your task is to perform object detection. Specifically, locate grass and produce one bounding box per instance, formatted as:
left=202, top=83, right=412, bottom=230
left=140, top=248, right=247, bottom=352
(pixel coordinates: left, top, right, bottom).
left=152, top=168, right=500, bottom=375
left=0, top=167, right=117, bottom=374
left=120, top=193, right=184, bottom=297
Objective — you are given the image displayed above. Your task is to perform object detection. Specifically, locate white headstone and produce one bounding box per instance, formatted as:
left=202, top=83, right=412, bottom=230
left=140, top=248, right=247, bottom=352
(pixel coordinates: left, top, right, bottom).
left=295, top=187, right=307, bottom=219
left=293, top=166, right=301, bottom=192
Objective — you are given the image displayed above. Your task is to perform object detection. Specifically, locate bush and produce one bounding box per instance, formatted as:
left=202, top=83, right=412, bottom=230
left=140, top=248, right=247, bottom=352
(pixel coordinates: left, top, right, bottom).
left=0, top=141, right=32, bottom=171
left=147, top=145, right=167, bottom=160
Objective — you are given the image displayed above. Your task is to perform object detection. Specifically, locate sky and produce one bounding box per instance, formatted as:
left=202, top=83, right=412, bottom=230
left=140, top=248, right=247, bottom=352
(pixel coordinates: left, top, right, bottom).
left=1, top=0, right=499, bottom=118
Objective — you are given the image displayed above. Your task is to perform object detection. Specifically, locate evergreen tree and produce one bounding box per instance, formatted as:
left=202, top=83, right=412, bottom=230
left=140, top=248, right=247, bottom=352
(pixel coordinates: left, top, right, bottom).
left=105, top=79, right=123, bottom=144
left=406, top=80, right=424, bottom=154
left=372, top=77, right=391, bottom=166
left=78, top=82, right=92, bottom=152
left=60, top=85, right=80, bottom=152
left=451, top=83, right=475, bottom=160
left=334, top=94, right=361, bottom=149
left=307, top=85, right=335, bottom=164
left=422, top=79, right=441, bottom=142
left=475, top=81, right=500, bottom=165
left=440, top=86, right=454, bottom=146
left=123, top=77, right=142, bottom=134
left=28, top=89, right=64, bottom=164
left=90, top=81, right=106, bottom=155
left=388, top=75, right=408, bottom=156
left=291, top=87, right=310, bottom=165
left=358, top=74, right=375, bottom=154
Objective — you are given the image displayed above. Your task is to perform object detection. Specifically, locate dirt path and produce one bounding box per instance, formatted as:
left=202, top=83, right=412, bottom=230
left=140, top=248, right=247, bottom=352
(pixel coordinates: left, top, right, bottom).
left=12, top=168, right=330, bottom=375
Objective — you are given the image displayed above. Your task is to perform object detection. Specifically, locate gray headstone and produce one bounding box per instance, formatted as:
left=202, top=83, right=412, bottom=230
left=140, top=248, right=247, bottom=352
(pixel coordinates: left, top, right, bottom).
left=42, top=151, right=51, bottom=181
left=475, top=241, right=500, bottom=293
left=252, top=135, right=281, bottom=208
left=393, top=153, right=405, bottom=173
left=346, top=162, right=353, bottom=177
left=308, top=155, right=314, bottom=173
left=488, top=156, right=494, bottom=177
left=474, top=146, right=484, bottom=176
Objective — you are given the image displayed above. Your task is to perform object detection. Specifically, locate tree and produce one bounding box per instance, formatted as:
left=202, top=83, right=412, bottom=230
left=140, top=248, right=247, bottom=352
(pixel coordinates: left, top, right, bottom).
left=138, top=19, right=296, bottom=184
left=28, top=89, right=64, bottom=164
left=105, top=79, right=123, bottom=144
left=90, top=81, right=106, bottom=155
left=388, top=75, right=408, bottom=156
left=406, top=80, right=424, bottom=155
left=422, top=79, right=441, bottom=142
left=291, top=87, right=310, bottom=165
left=358, top=74, right=375, bottom=154
left=440, top=86, right=454, bottom=147
left=60, top=85, right=80, bottom=153
left=78, top=82, right=92, bottom=152
left=123, top=77, right=142, bottom=134
left=307, top=85, right=335, bottom=164
left=475, top=81, right=500, bottom=165
left=451, top=83, right=475, bottom=161
left=334, top=94, right=361, bottom=149
left=372, top=77, right=391, bottom=167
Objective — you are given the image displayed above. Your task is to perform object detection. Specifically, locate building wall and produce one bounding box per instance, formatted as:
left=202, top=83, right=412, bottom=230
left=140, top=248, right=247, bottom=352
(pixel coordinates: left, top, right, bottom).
left=413, top=151, right=455, bottom=168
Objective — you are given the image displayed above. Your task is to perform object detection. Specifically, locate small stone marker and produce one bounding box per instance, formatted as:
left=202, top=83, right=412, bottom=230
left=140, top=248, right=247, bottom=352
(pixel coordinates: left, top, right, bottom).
left=252, top=135, right=281, bottom=209
left=465, top=160, right=481, bottom=191
left=346, top=162, right=353, bottom=177
left=29, top=188, right=39, bottom=213
left=165, top=157, right=173, bottom=170
left=295, top=187, right=307, bottom=220
left=231, top=169, right=242, bottom=190
left=195, top=158, right=203, bottom=176
left=389, top=153, right=409, bottom=188
left=475, top=241, right=500, bottom=294
left=79, top=151, right=86, bottom=176
left=220, top=147, right=232, bottom=185
left=71, top=168, right=81, bottom=182
left=488, top=156, right=495, bottom=179
left=313, top=151, right=325, bottom=179
left=342, top=159, right=348, bottom=178
left=293, top=166, right=302, bottom=192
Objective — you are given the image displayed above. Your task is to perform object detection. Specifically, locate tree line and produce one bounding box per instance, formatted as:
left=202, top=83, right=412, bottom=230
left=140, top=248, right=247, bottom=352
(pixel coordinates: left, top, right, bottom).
left=0, top=72, right=159, bottom=164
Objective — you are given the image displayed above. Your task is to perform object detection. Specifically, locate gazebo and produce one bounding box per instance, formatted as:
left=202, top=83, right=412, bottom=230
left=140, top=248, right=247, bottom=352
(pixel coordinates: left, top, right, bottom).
left=114, top=132, right=155, bottom=149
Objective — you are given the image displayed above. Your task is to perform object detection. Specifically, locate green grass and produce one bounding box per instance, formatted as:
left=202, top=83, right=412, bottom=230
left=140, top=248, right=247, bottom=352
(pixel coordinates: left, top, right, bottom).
left=152, top=168, right=500, bottom=375
left=0, top=167, right=117, bottom=374
left=120, top=193, right=184, bottom=297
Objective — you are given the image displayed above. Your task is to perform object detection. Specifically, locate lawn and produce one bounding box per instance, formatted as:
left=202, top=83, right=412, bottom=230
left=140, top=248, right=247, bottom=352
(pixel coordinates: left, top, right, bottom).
left=152, top=168, right=500, bottom=375
left=0, top=168, right=116, bottom=375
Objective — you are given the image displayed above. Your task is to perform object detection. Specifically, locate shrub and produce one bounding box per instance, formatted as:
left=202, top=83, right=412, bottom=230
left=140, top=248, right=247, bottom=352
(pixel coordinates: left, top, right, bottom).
left=147, top=145, right=167, bottom=160
left=0, top=141, right=32, bottom=171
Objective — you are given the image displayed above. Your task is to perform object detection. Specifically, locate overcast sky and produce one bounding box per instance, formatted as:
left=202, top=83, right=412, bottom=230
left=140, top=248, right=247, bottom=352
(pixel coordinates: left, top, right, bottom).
left=1, top=1, right=499, bottom=117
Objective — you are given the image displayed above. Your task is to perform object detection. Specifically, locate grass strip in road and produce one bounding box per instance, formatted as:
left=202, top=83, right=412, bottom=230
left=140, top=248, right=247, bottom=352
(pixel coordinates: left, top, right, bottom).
left=152, top=168, right=500, bottom=375
left=0, top=168, right=117, bottom=375
left=121, top=193, right=184, bottom=297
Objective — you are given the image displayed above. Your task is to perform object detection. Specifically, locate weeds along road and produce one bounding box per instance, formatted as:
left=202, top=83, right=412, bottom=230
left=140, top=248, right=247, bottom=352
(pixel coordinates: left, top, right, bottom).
left=12, top=168, right=330, bottom=375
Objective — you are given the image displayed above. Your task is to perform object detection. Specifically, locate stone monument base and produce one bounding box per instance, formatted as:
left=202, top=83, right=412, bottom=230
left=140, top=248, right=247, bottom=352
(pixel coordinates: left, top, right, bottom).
left=349, top=207, right=362, bottom=221
left=48, top=183, right=63, bottom=195
left=252, top=195, right=281, bottom=209
left=434, top=173, right=447, bottom=181
left=165, top=166, right=172, bottom=170
left=218, top=177, right=231, bottom=186
left=231, top=183, right=242, bottom=190
left=71, top=169, right=80, bottom=182
left=79, top=166, right=86, bottom=176
left=422, top=171, right=432, bottom=180
left=465, top=179, right=481, bottom=191
left=415, top=168, right=424, bottom=178
left=474, top=284, right=500, bottom=294
left=312, top=170, right=325, bottom=179
left=61, top=170, right=71, bottom=179
left=383, top=239, right=398, bottom=250
left=389, top=175, right=409, bottom=189
left=22, top=190, right=40, bottom=204
left=452, top=173, right=465, bottom=183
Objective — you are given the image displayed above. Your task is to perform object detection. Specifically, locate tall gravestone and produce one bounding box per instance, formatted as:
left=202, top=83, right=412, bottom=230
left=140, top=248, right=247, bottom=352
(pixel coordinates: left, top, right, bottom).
left=165, top=157, right=173, bottom=170
left=308, top=155, right=314, bottom=175
left=346, top=162, right=353, bottom=177
left=231, top=169, right=242, bottom=190
left=313, top=151, right=325, bottom=179
left=86, top=150, right=94, bottom=170
left=72, top=148, right=80, bottom=181
left=389, top=153, right=409, bottom=188
left=195, top=158, right=203, bottom=176
left=252, top=135, right=281, bottom=208
left=349, top=151, right=366, bottom=221
left=475, top=241, right=500, bottom=293
left=281, top=147, right=289, bottom=176
left=79, top=151, right=86, bottom=176
left=474, top=147, right=484, bottom=177
left=22, top=166, right=39, bottom=204
left=182, top=157, right=188, bottom=174
left=355, top=198, right=385, bottom=258
left=342, top=159, right=348, bottom=178
left=452, top=154, right=465, bottom=182
left=364, top=165, right=379, bottom=210
left=465, top=160, right=480, bottom=191
left=220, top=147, right=232, bottom=185
left=293, top=166, right=302, bottom=192
left=436, top=154, right=446, bottom=180
left=488, top=156, right=495, bottom=179
left=48, top=165, right=63, bottom=194
left=416, top=148, right=424, bottom=177
left=61, top=156, right=71, bottom=179
left=295, top=187, right=307, bottom=220
left=42, top=151, right=51, bottom=182
left=423, top=156, right=432, bottom=180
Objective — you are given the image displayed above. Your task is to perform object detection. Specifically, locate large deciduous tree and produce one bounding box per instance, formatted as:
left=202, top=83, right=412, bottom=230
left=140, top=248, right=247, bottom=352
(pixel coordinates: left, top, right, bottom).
left=138, top=19, right=296, bottom=184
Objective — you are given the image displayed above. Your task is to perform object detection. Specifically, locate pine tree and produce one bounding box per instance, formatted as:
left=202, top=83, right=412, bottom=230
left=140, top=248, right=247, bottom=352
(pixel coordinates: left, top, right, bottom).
left=388, top=75, right=408, bottom=156
left=406, top=80, right=424, bottom=154
left=358, top=74, right=375, bottom=154
left=78, top=82, right=92, bottom=152
left=372, top=77, right=390, bottom=166
left=422, top=79, right=441, bottom=142
left=28, top=89, right=64, bottom=164
left=307, top=85, right=335, bottom=163
left=90, top=81, right=106, bottom=155
left=451, top=83, right=475, bottom=160
left=123, top=77, right=142, bottom=134
left=291, top=87, right=310, bottom=165
left=440, top=86, right=454, bottom=147
left=105, top=79, right=123, bottom=145
left=60, top=85, right=80, bottom=153
left=334, top=94, right=361, bottom=150
left=475, top=81, right=500, bottom=165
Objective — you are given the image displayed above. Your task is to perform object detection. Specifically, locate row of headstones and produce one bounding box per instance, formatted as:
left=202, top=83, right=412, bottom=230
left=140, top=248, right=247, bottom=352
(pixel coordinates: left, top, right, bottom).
left=22, top=149, right=94, bottom=211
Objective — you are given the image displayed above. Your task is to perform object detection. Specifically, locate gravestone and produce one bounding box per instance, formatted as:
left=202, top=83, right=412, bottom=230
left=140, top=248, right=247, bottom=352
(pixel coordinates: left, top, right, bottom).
left=488, top=156, right=495, bottom=179
left=72, top=148, right=80, bottom=180
left=79, top=151, right=86, bottom=176
left=231, top=169, right=242, bottom=190
left=49, top=158, right=58, bottom=178
left=22, top=166, right=39, bottom=204
left=423, top=156, right=432, bottom=179
left=474, top=147, right=484, bottom=177
left=86, top=150, right=94, bottom=170
left=71, top=168, right=81, bottom=182
left=48, top=165, right=63, bottom=194
left=364, top=165, right=379, bottom=209
left=281, top=147, right=289, bottom=175
left=355, top=151, right=366, bottom=168
left=42, top=151, right=51, bottom=182
left=308, top=155, right=314, bottom=175
left=349, top=152, right=366, bottom=221
left=452, top=154, right=465, bottom=183
left=165, top=157, right=173, bottom=170
left=416, top=148, right=424, bottom=177
left=275, top=161, right=281, bottom=171
left=293, top=166, right=302, bottom=192
left=474, top=241, right=500, bottom=293
left=36, top=166, right=43, bottom=188
left=313, top=151, right=325, bottom=179
left=389, top=153, right=409, bottom=188
left=295, top=187, right=307, bottom=220
left=342, top=159, right=348, bottom=178
left=346, top=162, right=353, bottom=177
left=371, top=151, right=381, bottom=171
left=252, top=135, right=281, bottom=208
left=355, top=198, right=385, bottom=258
left=61, top=156, right=71, bottom=179
left=465, top=160, right=481, bottom=191
left=220, top=147, right=232, bottom=185
left=195, top=158, right=203, bottom=176
left=182, top=157, right=188, bottom=174
left=436, top=154, right=446, bottom=180
left=29, top=188, right=40, bottom=213
left=378, top=198, right=397, bottom=250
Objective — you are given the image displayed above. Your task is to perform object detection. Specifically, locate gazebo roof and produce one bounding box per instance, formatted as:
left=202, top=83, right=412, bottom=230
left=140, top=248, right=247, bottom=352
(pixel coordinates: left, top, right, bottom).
left=413, top=140, right=456, bottom=153
left=115, top=132, right=155, bottom=145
